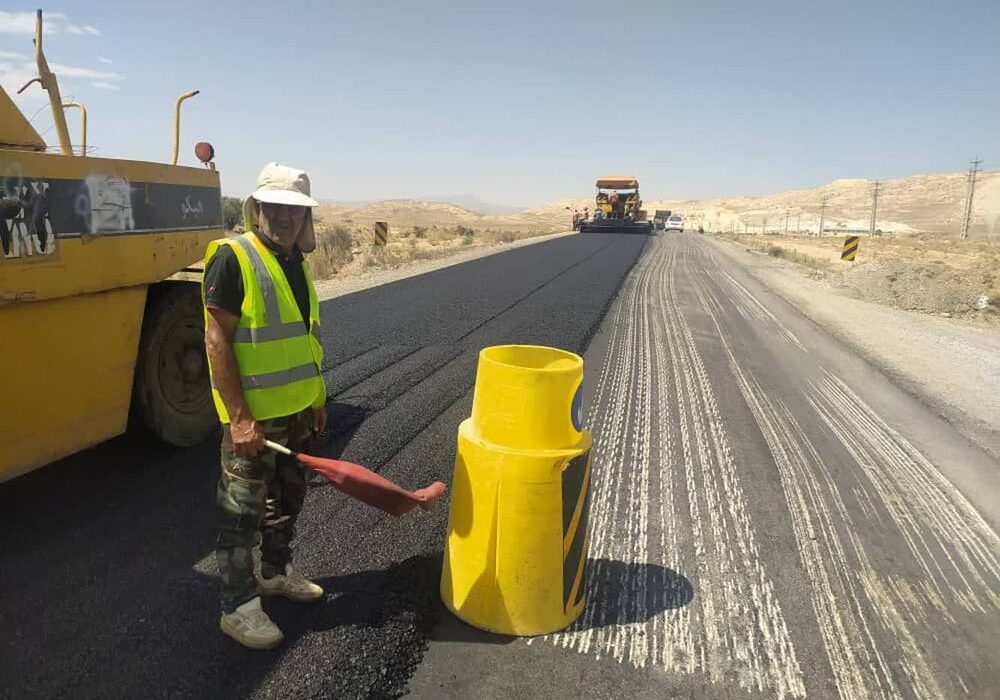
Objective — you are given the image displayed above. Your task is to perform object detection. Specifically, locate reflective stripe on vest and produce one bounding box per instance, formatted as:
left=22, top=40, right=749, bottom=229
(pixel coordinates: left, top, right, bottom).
left=239, top=361, right=320, bottom=391
left=230, top=235, right=315, bottom=344
left=204, top=232, right=325, bottom=423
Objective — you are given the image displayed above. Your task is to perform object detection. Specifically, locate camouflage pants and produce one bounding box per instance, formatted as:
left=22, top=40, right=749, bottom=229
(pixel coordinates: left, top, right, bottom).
left=216, top=408, right=314, bottom=612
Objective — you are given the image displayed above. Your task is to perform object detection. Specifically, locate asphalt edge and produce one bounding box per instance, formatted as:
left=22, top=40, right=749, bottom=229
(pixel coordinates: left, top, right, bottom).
left=703, top=234, right=1000, bottom=462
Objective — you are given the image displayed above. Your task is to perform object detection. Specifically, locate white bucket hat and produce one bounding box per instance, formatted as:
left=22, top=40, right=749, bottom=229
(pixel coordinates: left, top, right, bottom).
left=243, top=162, right=319, bottom=252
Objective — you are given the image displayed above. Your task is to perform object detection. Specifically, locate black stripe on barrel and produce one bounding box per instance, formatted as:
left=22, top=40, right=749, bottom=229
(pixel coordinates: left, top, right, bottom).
left=562, top=451, right=592, bottom=611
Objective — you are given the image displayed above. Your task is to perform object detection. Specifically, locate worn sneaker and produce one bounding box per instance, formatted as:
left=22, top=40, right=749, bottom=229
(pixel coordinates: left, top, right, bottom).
left=258, top=564, right=324, bottom=603
left=220, top=597, right=283, bottom=650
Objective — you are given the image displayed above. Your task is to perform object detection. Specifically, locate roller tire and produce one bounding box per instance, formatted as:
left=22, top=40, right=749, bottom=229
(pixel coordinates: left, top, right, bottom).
left=133, top=284, right=217, bottom=446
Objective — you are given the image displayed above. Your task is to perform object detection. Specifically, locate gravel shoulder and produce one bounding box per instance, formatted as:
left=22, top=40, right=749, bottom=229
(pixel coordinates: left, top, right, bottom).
left=706, top=235, right=1000, bottom=458
left=314, top=230, right=575, bottom=301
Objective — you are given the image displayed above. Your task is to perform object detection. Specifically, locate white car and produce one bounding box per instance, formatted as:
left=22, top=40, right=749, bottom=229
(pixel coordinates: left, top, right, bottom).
left=664, top=215, right=684, bottom=232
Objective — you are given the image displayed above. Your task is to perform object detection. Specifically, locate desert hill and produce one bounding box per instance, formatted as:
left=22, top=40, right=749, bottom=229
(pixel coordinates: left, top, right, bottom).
left=314, top=199, right=566, bottom=235
left=315, top=170, right=1000, bottom=239
left=529, top=171, right=1000, bottom=236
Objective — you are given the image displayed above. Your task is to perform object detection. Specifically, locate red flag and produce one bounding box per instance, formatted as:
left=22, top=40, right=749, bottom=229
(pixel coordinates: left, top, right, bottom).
left=265, top=440, right=446, bottom=516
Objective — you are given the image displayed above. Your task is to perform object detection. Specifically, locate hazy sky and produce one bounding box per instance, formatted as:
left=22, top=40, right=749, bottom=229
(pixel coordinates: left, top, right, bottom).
left=2, top=1, right=997, bottom=207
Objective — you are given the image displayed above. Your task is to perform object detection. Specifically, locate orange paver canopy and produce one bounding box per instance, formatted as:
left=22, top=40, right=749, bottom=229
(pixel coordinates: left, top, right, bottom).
left=595, top=175, right=639, bottom=189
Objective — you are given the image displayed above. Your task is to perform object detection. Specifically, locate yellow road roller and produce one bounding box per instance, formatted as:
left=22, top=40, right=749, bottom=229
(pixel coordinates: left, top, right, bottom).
left=0, top=11, right=222, bottom=481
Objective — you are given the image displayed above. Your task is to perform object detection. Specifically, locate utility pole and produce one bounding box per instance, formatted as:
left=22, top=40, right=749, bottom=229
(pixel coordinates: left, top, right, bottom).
left=960, top=157, right=983, bottom=240
left=796, top=211, right=801, bottom=234
left=783, top=209, right=790, bottom=235
left=762, top=216, right=767, bottom=235
left=869, top=180, right=881, bottom=236
left=744, top=222, right=748, bottom=234
left=818, top=196, right=828, bottom=237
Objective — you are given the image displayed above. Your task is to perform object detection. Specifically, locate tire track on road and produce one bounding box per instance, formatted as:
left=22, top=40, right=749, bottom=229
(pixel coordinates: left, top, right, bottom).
left=544, top=236, right=805, bottom=699
left=717, top=270, right=806, bottom=351
left=695, top=270, right=902, bottom=699
left=692, top=253, right=1000, bottom=700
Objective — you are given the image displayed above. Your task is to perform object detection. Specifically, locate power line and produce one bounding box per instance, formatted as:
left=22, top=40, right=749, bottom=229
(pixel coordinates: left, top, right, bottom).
left=960, top=157, right=983, bottom=240
left=869, top=180, right=881, bottom=236
left=818, top=196, right=828, bottom=237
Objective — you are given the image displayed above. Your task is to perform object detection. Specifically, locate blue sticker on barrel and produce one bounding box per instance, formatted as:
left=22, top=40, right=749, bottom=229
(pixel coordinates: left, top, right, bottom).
left=571, top=384, right=583, bottom=431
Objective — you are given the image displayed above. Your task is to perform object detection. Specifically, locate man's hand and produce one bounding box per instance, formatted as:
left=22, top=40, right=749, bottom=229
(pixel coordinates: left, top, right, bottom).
left=231, top=415, right=265, bottom=458
left=312, top=405, right=327, bottom=437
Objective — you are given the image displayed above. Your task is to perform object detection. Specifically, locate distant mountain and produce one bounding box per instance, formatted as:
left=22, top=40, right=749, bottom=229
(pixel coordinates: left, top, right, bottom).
left=319, top=194, right=523, bottom=215
left=419, top=194, right=524, bottom=215
left=313, top=198, right=568, bottom=234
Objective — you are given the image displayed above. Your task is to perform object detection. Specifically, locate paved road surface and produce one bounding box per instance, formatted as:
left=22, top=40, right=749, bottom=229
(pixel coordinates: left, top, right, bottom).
left=0, top=233, right=641, bottom=699
left=2, top=233, right=998, bottom=699
left=412, top=234, right=1000, bottom=699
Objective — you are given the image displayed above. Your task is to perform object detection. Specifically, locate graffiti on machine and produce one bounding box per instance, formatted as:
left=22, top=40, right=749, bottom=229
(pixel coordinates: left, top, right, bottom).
left=1, top=164, right=221, bottom=262
left=1, top=175, right=55, bottom=260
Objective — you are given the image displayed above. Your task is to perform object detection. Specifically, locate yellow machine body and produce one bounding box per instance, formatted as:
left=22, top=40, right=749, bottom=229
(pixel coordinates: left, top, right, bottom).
left=0, top=17, right=222, bottom=481
left=441, top=345, right=593, bottom=636
left=0, top=150, right=221, bottom=482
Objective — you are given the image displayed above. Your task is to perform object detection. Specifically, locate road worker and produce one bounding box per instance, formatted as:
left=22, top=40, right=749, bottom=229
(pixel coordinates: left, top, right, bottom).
left=202, top=162, right=327, bottom=650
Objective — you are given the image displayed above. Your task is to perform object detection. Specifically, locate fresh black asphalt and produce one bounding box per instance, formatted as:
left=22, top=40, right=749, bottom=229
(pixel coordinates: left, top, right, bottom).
left=0, top=233, right=647, bottom=700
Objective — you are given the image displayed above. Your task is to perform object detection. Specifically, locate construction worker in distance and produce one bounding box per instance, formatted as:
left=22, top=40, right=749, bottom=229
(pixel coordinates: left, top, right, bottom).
left=609, top=191, right=620, bottom=218
left=202, top=162, right=327, bottom=650
left=625, top=193, right=637, bottom=217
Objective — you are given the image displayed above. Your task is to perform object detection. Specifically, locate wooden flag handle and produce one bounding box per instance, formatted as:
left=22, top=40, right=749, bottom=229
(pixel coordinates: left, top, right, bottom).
left=263, top=439, right=297, bottom=457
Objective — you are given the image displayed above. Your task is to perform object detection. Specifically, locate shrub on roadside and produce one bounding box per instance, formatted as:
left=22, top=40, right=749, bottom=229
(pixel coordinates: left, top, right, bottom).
left=310, top=225, right=355, bottom=279
left=222, top=196, right=243, bottom=230
left=429, top=227, right=455, bottom=245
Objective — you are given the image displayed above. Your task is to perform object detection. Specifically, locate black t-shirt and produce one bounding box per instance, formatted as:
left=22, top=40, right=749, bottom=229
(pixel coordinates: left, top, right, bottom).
left=204, top=231, right=311, bottom=328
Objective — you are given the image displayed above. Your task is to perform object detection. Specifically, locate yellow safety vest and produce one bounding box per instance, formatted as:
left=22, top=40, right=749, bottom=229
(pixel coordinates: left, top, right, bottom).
left=203, top=232, right=326, bottom=423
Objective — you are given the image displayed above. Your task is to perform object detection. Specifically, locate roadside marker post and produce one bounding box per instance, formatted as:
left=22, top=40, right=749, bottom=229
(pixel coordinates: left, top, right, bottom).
left=373, top=221, right=388, bottom=247
left=841, top=236, right=860, bottom=261
left=441, top=345, right=593, bottom=636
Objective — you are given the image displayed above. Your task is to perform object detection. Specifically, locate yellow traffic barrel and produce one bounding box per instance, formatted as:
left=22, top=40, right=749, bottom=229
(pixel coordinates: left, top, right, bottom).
left=441, top=345, right=593, bottom=636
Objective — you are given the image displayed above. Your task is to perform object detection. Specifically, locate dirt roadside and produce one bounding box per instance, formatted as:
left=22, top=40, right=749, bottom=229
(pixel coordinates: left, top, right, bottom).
left=705, top=235, right=1000, bottom=459
left=720, top=233, right=1000, bottom=325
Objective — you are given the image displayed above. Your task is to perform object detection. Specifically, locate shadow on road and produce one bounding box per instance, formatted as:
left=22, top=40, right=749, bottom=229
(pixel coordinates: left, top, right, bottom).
left=0, top=399, right=372, bottom=699
left=267, top=553, right=443, bottom=638
left=569, top=557, right=694, bottom=632
left=306, top=401, right=371, bottom=485
left=319, top=401, right=370, bottom=458
left=423, top=557, right=695, bottom=648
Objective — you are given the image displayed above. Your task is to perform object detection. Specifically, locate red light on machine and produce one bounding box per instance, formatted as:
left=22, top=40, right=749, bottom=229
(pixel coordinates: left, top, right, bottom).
left=194, top=141, right=215, bottom=163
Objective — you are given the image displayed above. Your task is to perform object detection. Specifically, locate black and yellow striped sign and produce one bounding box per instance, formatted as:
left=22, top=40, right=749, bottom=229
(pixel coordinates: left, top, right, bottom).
left=374, top=221, right=388, bottom=246
left=562, top=451, right=592, bottom=613
left=842, top=236, right=859, bottom=261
